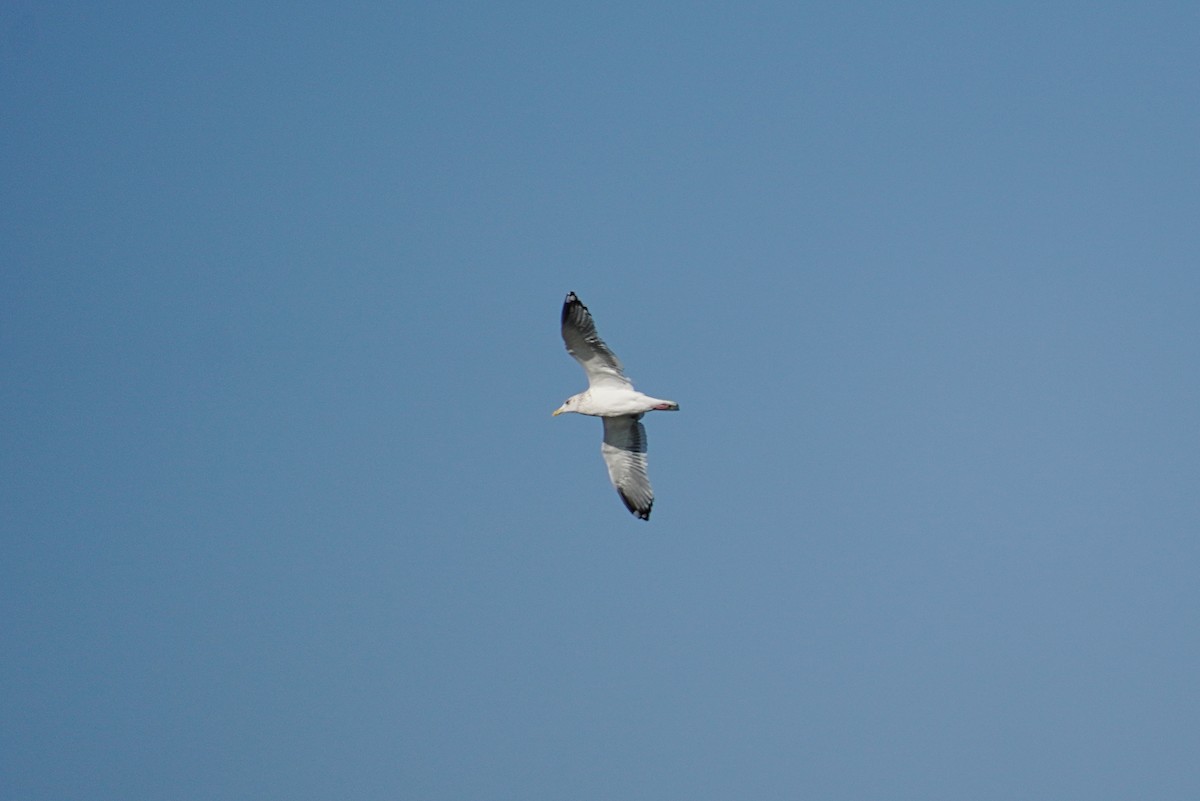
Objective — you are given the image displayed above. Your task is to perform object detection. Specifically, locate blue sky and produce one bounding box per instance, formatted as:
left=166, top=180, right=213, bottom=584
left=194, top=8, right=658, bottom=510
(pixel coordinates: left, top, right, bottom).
left=2, top=2, right=1198, bottom=799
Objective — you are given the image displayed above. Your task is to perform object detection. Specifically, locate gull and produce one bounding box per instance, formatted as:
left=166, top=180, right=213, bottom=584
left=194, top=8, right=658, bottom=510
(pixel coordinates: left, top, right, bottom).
left=553, top=291, right=679, bottom=520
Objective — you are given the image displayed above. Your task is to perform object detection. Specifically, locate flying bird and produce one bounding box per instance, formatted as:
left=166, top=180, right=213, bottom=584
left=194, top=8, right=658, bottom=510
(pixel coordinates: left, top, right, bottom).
left=553, top=291, right=679, bottom=520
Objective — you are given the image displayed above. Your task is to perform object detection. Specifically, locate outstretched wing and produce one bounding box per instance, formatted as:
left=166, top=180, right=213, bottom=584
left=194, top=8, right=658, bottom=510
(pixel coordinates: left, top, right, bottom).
left=601, top=415, right=653, bottom=520
left=561, top=292, right=631, bottom=389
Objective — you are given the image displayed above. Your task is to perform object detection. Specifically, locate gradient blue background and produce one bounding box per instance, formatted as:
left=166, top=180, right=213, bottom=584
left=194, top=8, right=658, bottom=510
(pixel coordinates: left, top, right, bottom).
left=3, top=2, right=1198, bottom=799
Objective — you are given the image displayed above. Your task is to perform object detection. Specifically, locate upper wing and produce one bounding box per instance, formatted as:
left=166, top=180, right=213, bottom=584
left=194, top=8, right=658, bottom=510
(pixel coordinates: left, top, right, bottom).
left=601, top=415, right=653, bottom=520
left=561, top=292, right=631, bottom=389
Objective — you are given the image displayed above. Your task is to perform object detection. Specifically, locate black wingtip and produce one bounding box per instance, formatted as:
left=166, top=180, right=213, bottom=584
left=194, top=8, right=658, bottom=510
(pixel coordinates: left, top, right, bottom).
left=618, top=491, right=652, bottom=521
left=562, top=291, right=586, bottom=325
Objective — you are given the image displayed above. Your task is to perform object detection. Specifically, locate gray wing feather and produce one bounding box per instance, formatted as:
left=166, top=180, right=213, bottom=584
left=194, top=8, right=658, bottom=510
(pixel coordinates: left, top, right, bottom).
left=561, top=292, right=630, bottom=389
left=601, top=415, right=653, bottom=520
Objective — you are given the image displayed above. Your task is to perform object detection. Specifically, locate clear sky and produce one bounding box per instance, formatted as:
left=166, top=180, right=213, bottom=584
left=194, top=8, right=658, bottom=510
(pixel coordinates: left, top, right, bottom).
left=2, top=2, right=1198, bottom=799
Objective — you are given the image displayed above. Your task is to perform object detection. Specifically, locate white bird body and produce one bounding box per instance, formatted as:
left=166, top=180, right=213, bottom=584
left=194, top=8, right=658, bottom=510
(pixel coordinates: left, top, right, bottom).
left=556, top=387, right=679, bottom=418
left=553, top=292, right=678, bottom=520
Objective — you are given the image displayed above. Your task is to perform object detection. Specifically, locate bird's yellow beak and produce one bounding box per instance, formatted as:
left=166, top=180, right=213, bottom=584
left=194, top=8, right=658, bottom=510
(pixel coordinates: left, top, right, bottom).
left=552, top=408, right=563, bottom=416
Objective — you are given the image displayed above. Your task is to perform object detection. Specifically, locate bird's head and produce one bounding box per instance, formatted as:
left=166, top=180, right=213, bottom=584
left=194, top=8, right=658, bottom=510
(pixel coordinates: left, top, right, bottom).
left=552, top=395, right=580, bottom=416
